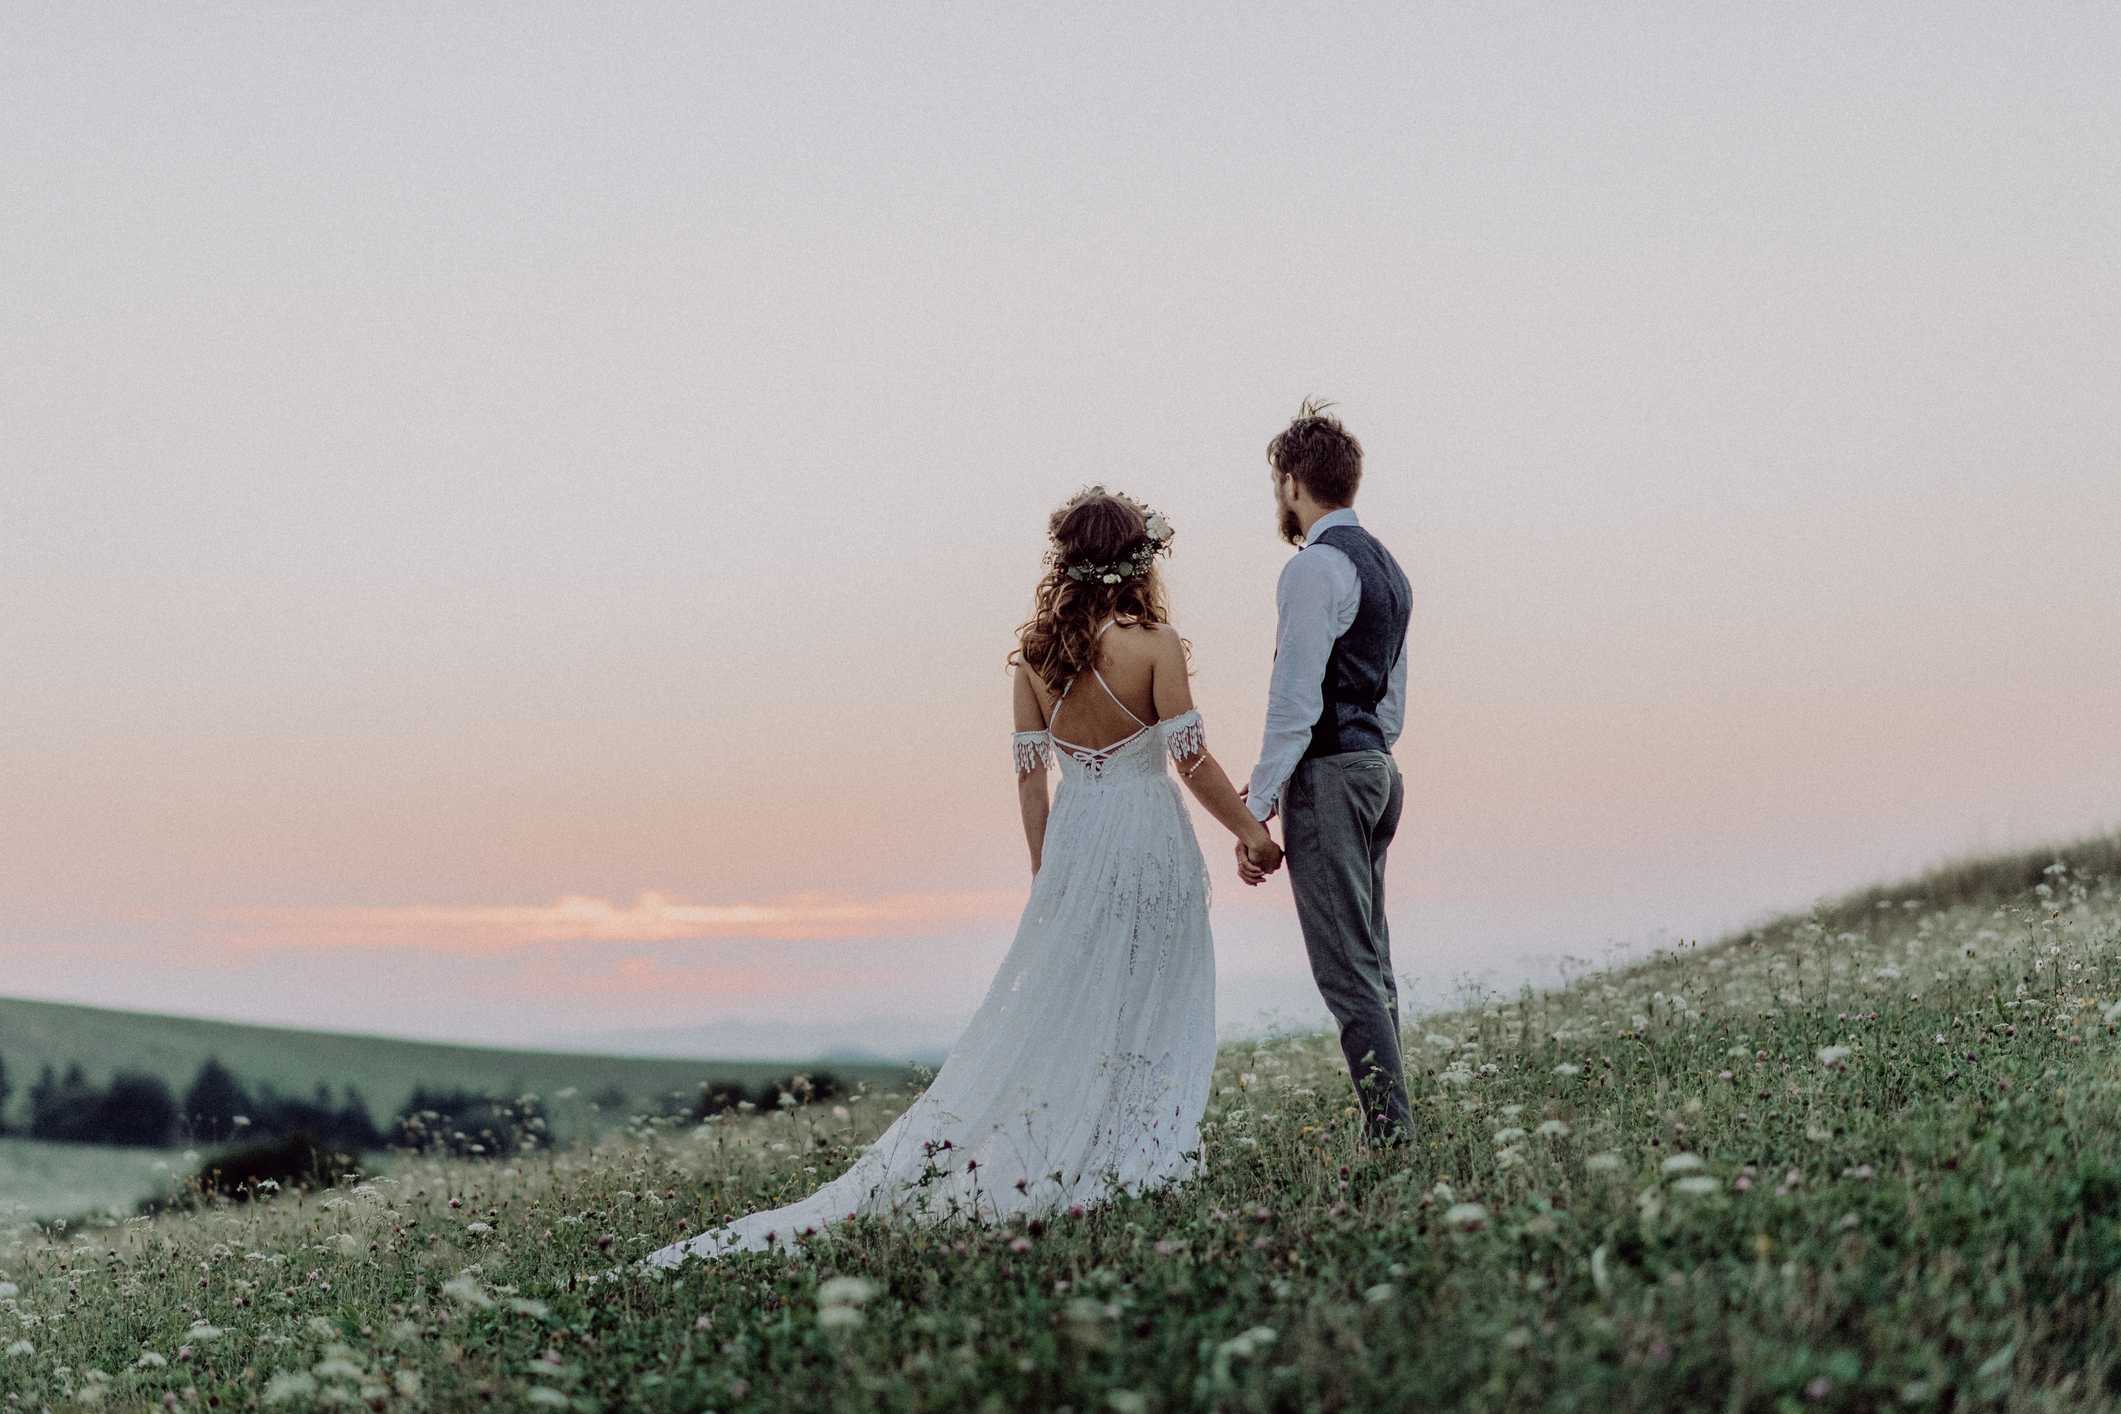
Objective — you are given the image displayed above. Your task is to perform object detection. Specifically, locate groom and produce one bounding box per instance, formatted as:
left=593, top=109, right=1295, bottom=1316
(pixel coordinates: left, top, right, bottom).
left=1237, top=402, right=1414, bottom=1147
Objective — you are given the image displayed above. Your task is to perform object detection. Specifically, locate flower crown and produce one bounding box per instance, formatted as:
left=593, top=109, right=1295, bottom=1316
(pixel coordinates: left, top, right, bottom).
left=1055, top=495, right=1175, bottom=585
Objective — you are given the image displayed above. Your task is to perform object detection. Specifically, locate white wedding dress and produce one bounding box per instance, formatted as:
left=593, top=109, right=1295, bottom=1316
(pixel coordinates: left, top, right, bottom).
left=650, top=635, right=1216, bottom=1263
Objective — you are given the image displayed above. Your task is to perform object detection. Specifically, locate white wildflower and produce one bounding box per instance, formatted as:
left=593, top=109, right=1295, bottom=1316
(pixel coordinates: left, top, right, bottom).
left=507, top=1298, right=549, bottom=1318
left=817, top=1276, right=876, bottom=1309
left=1443, top=1202, right=1488, bottom=1229
left=4, top=1340, right=33, bottom=1357
left=1492, top=1128, right=1527, bottom=1144
left=1363, top=1283, right=1396, bottom=1303
left=440, top=1275, right=494, bottom=1309
left=1536, top=1119, right=1572, bottom=1137
left=1661, top=1153, right=1704, bottom=1174
left=314, top=1351, right=366, bottom=1380
left=1552, top=1063, right=1581, bottom=1076
left=263, top=1372, right=318, bottom=1404
left=1817, top=1045, right=1853, bottom=1066
left=1674, top=1175, right=1720, bottom=1194
left=1585, top=1152, right=1623, bottom=1171
left=136, top=1352, right=167, bottom=1368
left=465, top=1222, right=493, bottom=1234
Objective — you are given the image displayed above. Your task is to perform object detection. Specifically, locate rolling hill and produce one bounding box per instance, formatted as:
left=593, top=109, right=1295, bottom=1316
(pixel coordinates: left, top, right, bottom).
left=0, top=994, right=920, bottom=1138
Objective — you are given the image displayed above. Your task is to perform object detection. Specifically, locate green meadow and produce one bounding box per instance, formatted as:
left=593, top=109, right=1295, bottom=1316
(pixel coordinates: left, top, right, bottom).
left=4, top=835, right=2120, bottom=1412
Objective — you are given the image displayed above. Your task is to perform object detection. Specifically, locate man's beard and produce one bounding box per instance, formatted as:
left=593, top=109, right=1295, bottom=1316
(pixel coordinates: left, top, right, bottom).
left=1278, top=501, right=1305, bottom=546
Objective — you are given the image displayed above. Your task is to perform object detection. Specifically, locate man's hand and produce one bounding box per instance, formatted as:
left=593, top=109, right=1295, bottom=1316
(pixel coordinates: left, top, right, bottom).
left=1236, top=832, right=1283, bottom=886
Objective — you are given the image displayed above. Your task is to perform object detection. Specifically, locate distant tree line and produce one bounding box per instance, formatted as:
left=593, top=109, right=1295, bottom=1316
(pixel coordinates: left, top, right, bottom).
left=0, top=1054, right=385, bottom=1150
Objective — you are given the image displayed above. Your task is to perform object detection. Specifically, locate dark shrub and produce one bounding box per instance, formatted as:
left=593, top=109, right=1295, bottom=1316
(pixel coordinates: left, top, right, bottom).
left=689, top=1078, right=757, bottom=1119
left=187, top=1133, right=361, bottom=1202
left=396, top=1088, right=548, bottom=1157
left=761, top=1071, right=842, bottom=1108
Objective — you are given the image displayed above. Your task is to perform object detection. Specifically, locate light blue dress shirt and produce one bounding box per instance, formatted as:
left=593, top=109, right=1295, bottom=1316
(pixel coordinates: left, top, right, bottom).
left=1243, top=508, right=1408, bottom=822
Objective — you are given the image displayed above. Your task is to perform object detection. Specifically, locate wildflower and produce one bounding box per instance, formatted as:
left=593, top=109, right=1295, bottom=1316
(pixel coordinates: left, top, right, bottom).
left=187, top=1322, right=223, bottom=1341
left=1719, top=1070, right=1734, bottom=1081
left=0, top=1282, right=15, bottom=1298
left=1427, top=1034, right=1457, bottom=1048
left=1363, top=1283, right=1396, bottom=1303
left=313, top=1351, right=365, bottom=1380
left=137, top=1352, right=167, bottom=1368
left=1443, top=1202, right=1488, bottom=1229
left=4, top=1341, right=33, bottom=1357
left=1673, top=1176, right=1719, bottom=1194
left=1660, top=1154, right=1704, bottom=1174
left=1492, top=1127, right=1527, bottom=1144
left=507, top=1298, right=550, bottom=1318
left=464, top=1222, right=492, bottom=1234
left=1816, top=1045, right=1852, bottom=1066
left=440, top=1276, right=493, bottom=1309
left=817, top=1276, right=876, bottom=1309
left=528, top=1390, right=570, bottom=1408
left=1535, top=1119, right=1572, bottom=1137
left=1585, top=1152, right=1623, bottom=1171
left=262, top=1373, right=318, bottom=1405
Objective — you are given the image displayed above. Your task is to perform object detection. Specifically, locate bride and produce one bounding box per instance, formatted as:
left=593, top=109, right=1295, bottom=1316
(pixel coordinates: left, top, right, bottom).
left=650, top=488, right=1281, bottom=1263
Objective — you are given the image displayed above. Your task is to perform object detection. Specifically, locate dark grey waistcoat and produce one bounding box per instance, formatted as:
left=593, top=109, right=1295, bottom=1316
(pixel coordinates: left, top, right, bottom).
left=1302, top=523, right=1411, bottom=761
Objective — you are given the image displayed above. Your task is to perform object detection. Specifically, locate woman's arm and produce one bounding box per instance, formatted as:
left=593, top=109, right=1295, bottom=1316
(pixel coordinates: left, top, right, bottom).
left=1149, top=626, right=1282, bottom=873
left=1013, top=662, right=1052, bottom=875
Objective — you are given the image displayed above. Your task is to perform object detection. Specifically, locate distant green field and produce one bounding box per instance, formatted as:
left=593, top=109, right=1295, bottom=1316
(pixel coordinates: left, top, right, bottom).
left=0, top=1135, right=189, bottom=1220
left=0, top=995, right=918, bottom=1141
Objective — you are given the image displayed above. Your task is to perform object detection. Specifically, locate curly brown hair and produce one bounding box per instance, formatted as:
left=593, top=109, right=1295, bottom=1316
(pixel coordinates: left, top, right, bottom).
left=1011, top=487, right=1183, bottom=695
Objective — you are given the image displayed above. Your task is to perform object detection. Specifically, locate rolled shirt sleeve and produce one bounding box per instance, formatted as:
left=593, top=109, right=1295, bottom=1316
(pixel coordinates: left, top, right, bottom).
left=1245, top=544, right=1360, bottom=820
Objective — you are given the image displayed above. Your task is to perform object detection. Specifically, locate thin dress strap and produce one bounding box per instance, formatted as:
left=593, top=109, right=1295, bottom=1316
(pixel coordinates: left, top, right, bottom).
left=1087, top=618, right=1150, bottom=727
left=1047, top=619, right=1154, bottom=772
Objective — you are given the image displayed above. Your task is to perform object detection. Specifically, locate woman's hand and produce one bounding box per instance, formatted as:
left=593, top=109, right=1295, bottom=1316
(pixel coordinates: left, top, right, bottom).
left=1235, top=831, right=1283, bottom=885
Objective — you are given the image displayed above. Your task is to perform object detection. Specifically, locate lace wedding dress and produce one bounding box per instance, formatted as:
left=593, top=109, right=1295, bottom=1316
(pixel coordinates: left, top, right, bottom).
left=650, top=654, right=1215, bottom=1264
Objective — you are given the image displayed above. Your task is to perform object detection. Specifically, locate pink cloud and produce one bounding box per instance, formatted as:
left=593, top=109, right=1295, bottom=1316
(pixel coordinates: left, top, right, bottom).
left=200, top=888, right=1028, bottom=955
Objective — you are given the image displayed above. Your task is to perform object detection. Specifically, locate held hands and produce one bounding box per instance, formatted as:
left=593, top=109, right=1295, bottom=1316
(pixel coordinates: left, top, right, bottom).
left=1235, top=830, right=1283, bottom=886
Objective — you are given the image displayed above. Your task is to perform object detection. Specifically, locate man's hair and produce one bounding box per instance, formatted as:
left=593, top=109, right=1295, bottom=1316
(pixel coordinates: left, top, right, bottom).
left=1267, top=399, right=1362, bottom=507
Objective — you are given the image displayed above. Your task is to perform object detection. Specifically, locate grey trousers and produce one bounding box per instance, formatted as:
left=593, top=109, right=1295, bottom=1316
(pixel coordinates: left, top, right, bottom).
left=1283, top=750, right=1413, bottom=1144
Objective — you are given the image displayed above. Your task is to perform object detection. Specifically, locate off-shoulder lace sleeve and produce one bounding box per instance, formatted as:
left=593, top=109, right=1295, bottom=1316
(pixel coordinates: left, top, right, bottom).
left=1013, top=730, right=1054, bottom=773
left=1162, top=709, right=1205, bottom=762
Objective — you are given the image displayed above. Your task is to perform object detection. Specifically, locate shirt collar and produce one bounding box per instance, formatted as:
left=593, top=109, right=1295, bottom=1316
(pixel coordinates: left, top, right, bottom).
left=1303, top=507, right=1360, bottom=544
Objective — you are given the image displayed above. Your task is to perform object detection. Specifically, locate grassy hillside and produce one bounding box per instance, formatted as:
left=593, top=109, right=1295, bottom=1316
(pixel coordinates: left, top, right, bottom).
left=0, top=995, right=917, bottom=1137
left=4, top=832, right=2119, bottom=1413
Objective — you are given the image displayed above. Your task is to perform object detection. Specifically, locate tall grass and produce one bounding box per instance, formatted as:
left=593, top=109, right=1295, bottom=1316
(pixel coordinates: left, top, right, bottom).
left=5, top=839, right=2121, bottom=1412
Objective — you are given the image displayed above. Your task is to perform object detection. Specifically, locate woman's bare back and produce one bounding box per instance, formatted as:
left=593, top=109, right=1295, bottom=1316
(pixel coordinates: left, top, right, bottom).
left=1031, top=621, right=1169, bottom=753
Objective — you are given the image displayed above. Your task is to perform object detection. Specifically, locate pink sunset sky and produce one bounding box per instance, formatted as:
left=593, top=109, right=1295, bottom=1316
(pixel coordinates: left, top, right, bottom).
left=3, top=6, right=2117, bottom=1059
